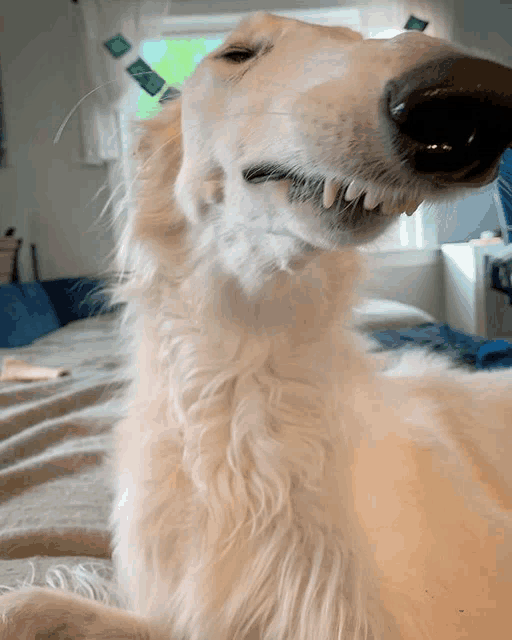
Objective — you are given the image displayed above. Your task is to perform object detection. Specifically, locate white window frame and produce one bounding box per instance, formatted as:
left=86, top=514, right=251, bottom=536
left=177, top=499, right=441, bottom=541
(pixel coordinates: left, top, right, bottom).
left=141, top=8, right=362, bottom=38
left=119, top=7, right=425, bottom=250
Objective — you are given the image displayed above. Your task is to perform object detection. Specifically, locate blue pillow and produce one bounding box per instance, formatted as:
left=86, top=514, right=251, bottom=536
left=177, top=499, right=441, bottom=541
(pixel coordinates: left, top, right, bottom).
left=0, top=282, right=61, bottom=348
left=39, top=277, right=114, bottom=327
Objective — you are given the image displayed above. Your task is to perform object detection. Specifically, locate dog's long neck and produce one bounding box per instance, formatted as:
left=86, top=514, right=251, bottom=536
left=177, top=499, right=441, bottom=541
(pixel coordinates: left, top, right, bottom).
left=155, top=238, right=373, bottom=480
left=152, top=243, right=380, bottom=638
left=175, top=242, right=389, bottom=640
left=126, top=208, right=385, bottom=640
left=161, top=242, right=374, bottom=408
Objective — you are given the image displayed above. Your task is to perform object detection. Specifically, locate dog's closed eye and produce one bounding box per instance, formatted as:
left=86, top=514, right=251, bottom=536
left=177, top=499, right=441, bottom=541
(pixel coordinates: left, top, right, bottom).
left=218, top=47, right=257, bottom=64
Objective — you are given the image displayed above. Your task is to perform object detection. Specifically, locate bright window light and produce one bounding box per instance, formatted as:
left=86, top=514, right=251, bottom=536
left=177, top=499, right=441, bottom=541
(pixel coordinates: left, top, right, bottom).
left=369, top=28, right=404, bottom=39
left=137, top=36, right=225, bottom=119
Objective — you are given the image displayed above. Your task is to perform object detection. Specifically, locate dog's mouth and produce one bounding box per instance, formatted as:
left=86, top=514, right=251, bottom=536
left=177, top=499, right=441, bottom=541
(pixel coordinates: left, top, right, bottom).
left=242, top=164, right=423, bottom=218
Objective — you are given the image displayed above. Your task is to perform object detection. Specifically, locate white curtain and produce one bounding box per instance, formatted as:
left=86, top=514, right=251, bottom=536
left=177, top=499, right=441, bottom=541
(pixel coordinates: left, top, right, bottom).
left=77, top=0, right=172, bottom=165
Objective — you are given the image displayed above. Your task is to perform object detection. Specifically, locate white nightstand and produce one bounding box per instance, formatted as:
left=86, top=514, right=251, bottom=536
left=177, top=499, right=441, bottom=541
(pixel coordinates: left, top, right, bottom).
left=441, top=242, right=512, bottom=340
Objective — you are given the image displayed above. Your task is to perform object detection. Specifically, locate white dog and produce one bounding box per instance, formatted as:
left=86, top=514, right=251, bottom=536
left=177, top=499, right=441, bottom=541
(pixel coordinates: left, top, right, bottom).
left=2, top=12, right=512, bottom=640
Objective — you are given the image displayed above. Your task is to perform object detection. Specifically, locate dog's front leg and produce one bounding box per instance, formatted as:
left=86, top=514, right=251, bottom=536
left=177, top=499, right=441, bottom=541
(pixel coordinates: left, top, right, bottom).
left=0, top=587, right=164, bottom=640
left=352, top=365, right=512, bottom=640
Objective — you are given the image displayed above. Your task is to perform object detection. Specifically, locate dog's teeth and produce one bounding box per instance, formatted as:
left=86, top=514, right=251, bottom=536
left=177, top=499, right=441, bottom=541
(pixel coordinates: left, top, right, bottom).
left=404, top=200, right=420, bottom=216
left=363, top=188, right=381, bottom=211
left=342, top=181, right=422, bottom=216
left=322, top=178, right=338, bottom=209
left=381, top=200, right=396, bottom=215
left=345, top=180, right=361, bottom=202
left=381, top=196, right=416, bottom=216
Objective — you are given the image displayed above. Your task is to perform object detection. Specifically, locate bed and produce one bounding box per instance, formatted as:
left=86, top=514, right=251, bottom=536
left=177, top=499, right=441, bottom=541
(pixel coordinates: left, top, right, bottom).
left=1, top=296, right=512, bottom=597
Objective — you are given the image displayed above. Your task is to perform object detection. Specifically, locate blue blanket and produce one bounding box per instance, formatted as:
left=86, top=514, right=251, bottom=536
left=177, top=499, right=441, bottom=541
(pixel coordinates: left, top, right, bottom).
left=372, top=323, right=512, bottom=370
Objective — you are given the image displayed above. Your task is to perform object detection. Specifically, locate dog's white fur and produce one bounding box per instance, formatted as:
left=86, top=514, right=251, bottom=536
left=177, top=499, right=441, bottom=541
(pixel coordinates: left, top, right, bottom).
left=2, top=12, right=512, bottom=640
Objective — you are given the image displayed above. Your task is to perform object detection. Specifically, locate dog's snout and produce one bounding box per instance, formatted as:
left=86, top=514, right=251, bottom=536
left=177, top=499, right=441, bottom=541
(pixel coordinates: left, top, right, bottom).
left=383, top=55, right=512, bottom=183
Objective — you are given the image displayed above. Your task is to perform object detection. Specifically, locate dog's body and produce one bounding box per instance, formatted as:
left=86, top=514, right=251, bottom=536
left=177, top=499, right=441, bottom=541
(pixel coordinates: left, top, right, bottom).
left=3, top=12, right=512, bottom=640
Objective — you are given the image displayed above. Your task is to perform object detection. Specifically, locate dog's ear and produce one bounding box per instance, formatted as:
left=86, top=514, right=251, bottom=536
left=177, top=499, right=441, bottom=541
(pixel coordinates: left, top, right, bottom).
left=132, top=99, right=187, bottom=250
left=134, top=96, right=225, bottom=233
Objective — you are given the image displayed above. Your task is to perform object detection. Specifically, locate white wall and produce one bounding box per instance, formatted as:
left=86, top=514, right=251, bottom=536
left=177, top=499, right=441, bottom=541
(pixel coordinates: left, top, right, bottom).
left=0, top=0, right=114, bottom=281
left=437, top=184, right=504, bottom=244
left=361, top=249, right=445, bottom=322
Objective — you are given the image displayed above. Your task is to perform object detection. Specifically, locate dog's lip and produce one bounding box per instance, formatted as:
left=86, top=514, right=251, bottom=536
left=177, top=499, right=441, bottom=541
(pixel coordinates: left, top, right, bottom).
left=241, top=164, right=422, bottom=216
left=242, top=164, right=291, bottom=184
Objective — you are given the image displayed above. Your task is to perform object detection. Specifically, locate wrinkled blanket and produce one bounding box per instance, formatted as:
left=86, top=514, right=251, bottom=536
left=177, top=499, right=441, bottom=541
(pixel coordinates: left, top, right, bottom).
left=0, top=314, right=128, bottom=596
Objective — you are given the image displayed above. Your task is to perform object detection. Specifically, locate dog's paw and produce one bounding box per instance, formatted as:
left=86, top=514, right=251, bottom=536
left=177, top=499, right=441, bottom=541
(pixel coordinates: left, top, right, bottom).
left=0, top=587, right=80, bottom=640
left=0, top=586, right=160, bottom=640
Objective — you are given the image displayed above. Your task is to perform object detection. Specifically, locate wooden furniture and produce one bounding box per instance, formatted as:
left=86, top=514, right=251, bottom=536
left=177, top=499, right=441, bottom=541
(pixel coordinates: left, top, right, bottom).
left=0, top=234, right=21, bottom=284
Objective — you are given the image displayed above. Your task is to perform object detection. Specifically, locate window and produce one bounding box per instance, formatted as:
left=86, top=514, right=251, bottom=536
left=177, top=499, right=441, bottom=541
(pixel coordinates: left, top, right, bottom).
left=137, top=36, right=225, bottom=121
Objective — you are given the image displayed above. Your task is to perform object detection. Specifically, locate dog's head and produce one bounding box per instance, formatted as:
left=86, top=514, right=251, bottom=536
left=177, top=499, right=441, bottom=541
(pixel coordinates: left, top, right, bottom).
left=135, top=12, right=512, bottom=293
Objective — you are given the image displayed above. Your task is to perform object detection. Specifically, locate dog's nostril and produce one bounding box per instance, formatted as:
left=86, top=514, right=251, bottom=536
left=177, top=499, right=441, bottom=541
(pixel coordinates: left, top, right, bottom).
left=390, top=94, right=488, bottom=174
left=420, top=143, right=455, bottom=153
left=390, top=101, right=406, bottom=120
left=384, top=55, right=512, bottom=182
left=388, top=91, right=512, bottom=179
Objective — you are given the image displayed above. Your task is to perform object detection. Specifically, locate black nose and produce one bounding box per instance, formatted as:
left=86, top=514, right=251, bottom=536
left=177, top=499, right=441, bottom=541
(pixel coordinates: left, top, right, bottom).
left=383, top=54, right=512, bottom=183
